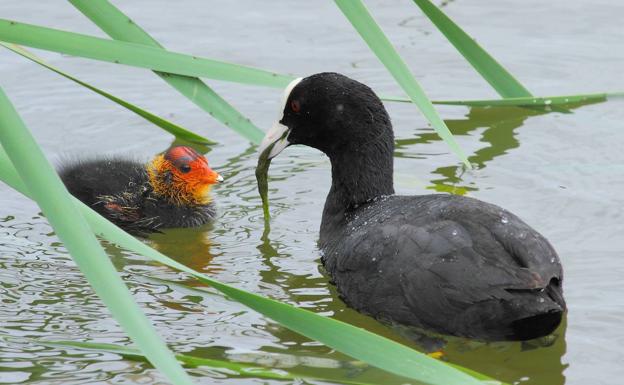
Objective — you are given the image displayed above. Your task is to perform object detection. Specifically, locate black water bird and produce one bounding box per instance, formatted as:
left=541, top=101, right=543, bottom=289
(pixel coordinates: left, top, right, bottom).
left=259, top=73, right=565, bottom=341
left=59, top=146, right=222, bottom=233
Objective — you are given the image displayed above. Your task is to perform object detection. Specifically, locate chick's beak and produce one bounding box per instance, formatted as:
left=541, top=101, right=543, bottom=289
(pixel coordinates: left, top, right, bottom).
left=204, top=168, right=223, bottom=185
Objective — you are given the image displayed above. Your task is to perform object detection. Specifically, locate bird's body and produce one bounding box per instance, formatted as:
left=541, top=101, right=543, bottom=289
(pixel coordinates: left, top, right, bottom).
left=321, top=194, right=562, bottom=340
left=59, top=146, right=221, bottom=233
left=260, top=72, right=565, bottom=341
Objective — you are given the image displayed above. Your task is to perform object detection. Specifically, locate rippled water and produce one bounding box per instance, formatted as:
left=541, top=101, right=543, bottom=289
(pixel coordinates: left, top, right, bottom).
left=1, top=1, right=623, bottom=384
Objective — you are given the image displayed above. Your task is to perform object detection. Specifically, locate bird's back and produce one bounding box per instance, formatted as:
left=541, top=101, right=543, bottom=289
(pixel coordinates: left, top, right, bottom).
left=321, top=194, right=565, bottom=340
left=57, top=158, right=153, bottom=232
left=58, top=158, right=147, bottom=206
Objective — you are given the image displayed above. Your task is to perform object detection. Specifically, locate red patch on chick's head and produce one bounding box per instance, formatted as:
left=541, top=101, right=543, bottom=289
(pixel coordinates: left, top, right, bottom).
left=164, top=146, right=222, bottom=185
left=148, top=146, right=222, bottom=205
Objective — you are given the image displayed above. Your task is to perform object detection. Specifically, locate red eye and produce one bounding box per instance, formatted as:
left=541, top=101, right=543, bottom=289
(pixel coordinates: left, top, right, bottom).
left=290, top=100, right=301, bottom=113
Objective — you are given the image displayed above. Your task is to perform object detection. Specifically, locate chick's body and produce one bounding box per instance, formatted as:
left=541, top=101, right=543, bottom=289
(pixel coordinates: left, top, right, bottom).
left=58, top=146, right=220, bottom=233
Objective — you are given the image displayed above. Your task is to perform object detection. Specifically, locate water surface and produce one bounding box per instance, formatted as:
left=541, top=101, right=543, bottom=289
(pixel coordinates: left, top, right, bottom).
left=1, top=1, right=623, bottom=384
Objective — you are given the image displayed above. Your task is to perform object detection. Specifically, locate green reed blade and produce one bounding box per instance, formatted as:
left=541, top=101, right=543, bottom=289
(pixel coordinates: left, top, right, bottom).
left=1, top=43, right=214, bottom=145
left=0, top=155, right=483, bottom=385
left=143, top=275, right=509, bottom=385
left=20, top=337, right=301, bottom=382
left=0, top=88, right=193, bottom=385
left=380, top=92, right=624, bottom=107
left=335, top=0, right=470, bottom=168
left=8, top=336, right=375, bottom=385
left=69, top=0, right=265, bottom=144
left=432, top=93, right=619, bottom=106
left=0, top=19, right=294, bottom=88
left=412, top=0, right=532, bottom=98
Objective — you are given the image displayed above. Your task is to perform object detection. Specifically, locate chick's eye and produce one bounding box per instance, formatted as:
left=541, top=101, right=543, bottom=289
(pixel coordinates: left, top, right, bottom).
left=179, top=164, right=191, bottom=173
left=290, top=100, right=301, bottom=113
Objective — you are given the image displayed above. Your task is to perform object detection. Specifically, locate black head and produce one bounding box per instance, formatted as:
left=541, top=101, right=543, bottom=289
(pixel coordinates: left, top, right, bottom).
left=259, top=73, right=393, bottom=159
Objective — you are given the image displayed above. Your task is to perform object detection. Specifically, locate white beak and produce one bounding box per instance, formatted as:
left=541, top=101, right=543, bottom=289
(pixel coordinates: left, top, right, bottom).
left=258, top=121, right=290, bottom=159
left=258, top=77, right=303, bottom=159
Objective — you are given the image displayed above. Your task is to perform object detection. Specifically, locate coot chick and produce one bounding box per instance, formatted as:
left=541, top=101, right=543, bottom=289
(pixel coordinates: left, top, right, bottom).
left=59, top=146, right=222, bottom=233
left=259, top=73, right=565, bottom=341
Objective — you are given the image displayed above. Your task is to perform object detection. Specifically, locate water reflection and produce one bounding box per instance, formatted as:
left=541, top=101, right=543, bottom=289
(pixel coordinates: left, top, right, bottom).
left=256, top=226, right=335, bottom=313
left=396, top=101, right=603, bottom=193
left=147, top=226, right=217, bottom=275
left=442, top=316, right=568, bottom=385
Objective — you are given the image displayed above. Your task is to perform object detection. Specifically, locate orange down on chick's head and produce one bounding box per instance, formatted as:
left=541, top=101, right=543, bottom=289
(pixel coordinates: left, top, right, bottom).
left=147, top=146, right=222, bottom=205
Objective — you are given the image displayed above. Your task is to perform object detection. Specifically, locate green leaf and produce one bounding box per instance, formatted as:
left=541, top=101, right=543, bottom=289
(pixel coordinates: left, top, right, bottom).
left=69, top=0, right=265, bottom=144
left=0, top=19, right=295, bottom=88
left=0, top=42, right=214, bottom=145
left=412, top=0, right=532, bottom=98
left=142, top=275, right=510, bottom=385
left=381, top=92, right=623, bottom=107
left=0, top=87, right=193, bottom=385
left=0, top=154, right=483, bottom=385
left=2, top=335, right=376, bottom=385
left=432, top=93, right=620, bottom=107
left=64, top=342, right=296, bottom=381
left=334, top=0, right=471, bottom=168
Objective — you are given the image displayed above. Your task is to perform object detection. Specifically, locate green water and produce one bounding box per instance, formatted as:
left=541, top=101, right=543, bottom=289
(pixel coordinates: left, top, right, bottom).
left=1, top=1, right=623, bottom=384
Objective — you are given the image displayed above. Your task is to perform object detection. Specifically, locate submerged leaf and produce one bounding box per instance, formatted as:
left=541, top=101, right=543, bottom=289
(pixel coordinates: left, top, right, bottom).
left=4, top=336, right=374, bottom=385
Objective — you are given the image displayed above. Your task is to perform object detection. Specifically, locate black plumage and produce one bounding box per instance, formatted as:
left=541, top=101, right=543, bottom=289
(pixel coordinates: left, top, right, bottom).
left=261, top=73, right=565, bottom=341
left=58, top=148, right=217, bottom=234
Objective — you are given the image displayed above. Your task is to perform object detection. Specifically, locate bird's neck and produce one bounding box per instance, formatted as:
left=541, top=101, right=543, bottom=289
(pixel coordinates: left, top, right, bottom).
left=320, top=137, right=394, bottom=243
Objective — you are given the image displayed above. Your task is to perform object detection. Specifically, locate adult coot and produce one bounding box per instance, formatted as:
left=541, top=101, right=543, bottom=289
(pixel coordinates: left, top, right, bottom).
left=59, top=146, right=222, bottom=233
left=259, top=73, right=565, bottom=341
